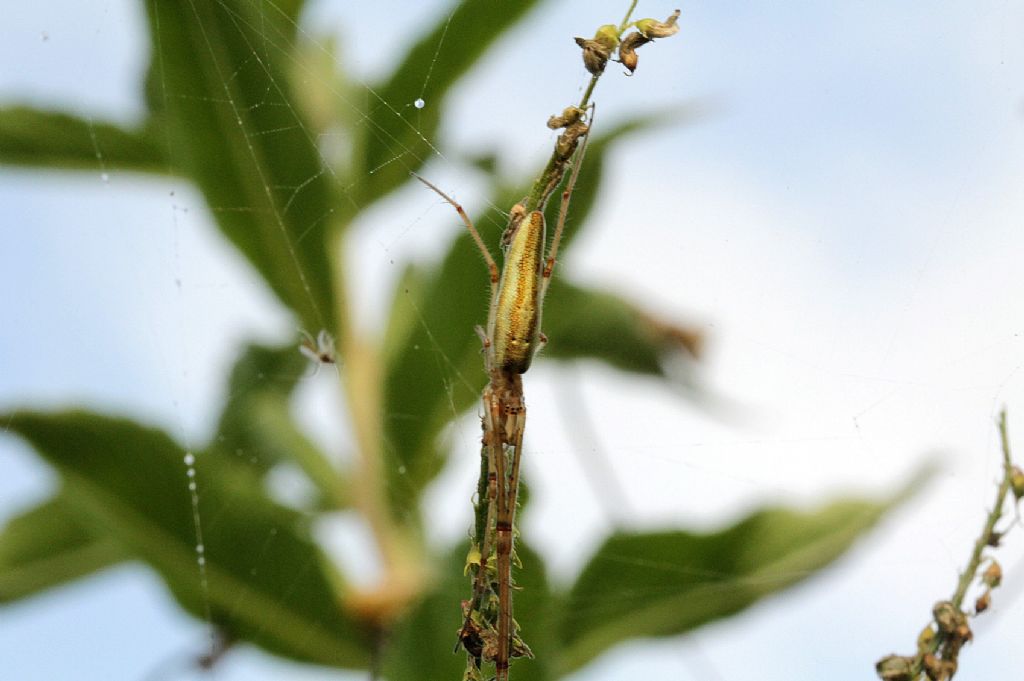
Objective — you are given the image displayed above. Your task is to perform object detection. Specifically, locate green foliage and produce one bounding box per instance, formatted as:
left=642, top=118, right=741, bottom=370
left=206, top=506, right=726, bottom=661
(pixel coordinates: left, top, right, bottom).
left=556, top=484, right=921, bottom=674
left=0, top=492, right=130, bottom=603
left=0, top=107, right=166, bottom=172
left=4, top=411, right=371, bottom=667
left=0, top=1, right=920, bottom=678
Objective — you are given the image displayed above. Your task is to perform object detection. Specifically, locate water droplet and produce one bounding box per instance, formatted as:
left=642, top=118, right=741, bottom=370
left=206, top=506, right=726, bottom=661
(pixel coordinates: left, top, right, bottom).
left=197, top=556, right=206, bottom=566
left=196, top=543, right=205, bottom=554
left=397, top=465, right=407, bottom=475
left=188, top=482, right=197, bottom=491
left=184, top=453, right=195, bottom=466
left=413, top=98, right=425, bottom=109
left=186, top=468, right=195, bottom=478
left=100, top=172, right=109, bottom=182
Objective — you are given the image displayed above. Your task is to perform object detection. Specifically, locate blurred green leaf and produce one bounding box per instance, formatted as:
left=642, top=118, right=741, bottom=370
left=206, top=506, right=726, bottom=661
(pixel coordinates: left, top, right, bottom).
left=3, top=410, right=372, bottom=668
left=555, top=479, right=923, bottom=675
left=355, top=0, right=545, bottom=203
left=0, top=492, right=130, bottom=603
left=0, top=106, right=167, bottom=172
left=542, top=279, right=702, bottom=375
left=380, top=108, right=699, bottom=515
left=382, top=538, right=553, bottom=681
left=213, top=342, right=347, bottom=508
left=142, top=0, right=337, bottom=332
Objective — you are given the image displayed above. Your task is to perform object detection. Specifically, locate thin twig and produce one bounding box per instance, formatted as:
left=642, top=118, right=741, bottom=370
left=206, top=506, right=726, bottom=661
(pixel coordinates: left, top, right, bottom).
left=903, top=409, right=1016, bottom=679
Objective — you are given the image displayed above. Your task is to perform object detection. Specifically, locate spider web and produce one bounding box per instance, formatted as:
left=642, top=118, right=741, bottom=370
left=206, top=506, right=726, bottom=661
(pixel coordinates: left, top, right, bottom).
left=3, top=1, right=1024, bottom=681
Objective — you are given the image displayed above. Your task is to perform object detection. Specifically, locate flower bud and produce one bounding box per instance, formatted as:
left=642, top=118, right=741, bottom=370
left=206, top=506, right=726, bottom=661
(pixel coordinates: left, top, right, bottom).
left=916, top=624, right=935, bottom=651
left=635, top=10, right=681, bottom=39
left=593, top=24, right=619, bottom=51
left=1011, top=465, right=1024, bottom=500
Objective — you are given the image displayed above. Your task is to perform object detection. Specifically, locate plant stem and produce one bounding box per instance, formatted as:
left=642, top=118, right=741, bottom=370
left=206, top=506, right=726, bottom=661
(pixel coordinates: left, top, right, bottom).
left=332, top=227, right=424, bottom=621
left=524, top=2, right=642, bottom=212
left=910, top=409, right=1014, bottom=677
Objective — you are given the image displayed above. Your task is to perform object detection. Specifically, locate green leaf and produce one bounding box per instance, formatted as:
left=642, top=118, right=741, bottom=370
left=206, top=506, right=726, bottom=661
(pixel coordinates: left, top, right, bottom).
left=380, top=108, right=698, bottom=513
left=213, top=342, right=348, bottom=508
left=142, top=0, right=338, bottom=332
left=0, top=106, right=168, bottom=172
left=554, top=478, right=924, bottom=675
left=354, top=0, right=546, bottom=204
left=382, top=538, right=553, bottom=681
left=3, top=410, right=372, bottom=668
left=542, top=279, right=703, bottom=376
left=0, top=492, right=130, bottom=603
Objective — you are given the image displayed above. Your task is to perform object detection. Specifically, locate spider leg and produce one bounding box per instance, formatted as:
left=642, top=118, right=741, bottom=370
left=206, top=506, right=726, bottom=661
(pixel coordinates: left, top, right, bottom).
left=413, top=173, right=499, bottom=301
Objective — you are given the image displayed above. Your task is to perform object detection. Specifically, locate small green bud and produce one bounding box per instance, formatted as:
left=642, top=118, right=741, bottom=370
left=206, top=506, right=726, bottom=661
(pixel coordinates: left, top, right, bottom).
left=1011, top=465, right=1024, bottom=500
left=635, top=10, right=681, bottom=39
left=593, top=24, right=620, bottom=50
left=916, top=624, right=935, bottom=651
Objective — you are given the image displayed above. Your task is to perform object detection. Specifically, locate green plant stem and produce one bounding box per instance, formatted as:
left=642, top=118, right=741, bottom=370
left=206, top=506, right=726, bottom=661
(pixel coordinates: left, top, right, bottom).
left=523, top=2, right=641, bottom=212
left=331, top=228, right=425, bottom=622
left=910, top=409, right=1014, bottom=677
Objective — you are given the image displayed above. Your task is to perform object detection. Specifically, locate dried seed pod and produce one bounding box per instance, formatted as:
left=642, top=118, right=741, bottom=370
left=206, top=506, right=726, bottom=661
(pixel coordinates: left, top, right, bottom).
left=635, top=9, right=682, bottom=39
left=981, top=559, right=1002, bottom=588
left=975, top=589, right=991, bottom=614
left=932, top=601, right=959, bottom=633
left=555, top=120, right=589, bottom=161
left=547, top=106, right=584, bottom=130
left=875, top=654, right=913, bottom=681
left=618, top=31, right=651, bottom=75
left=574, top=37, right=612, bottom=75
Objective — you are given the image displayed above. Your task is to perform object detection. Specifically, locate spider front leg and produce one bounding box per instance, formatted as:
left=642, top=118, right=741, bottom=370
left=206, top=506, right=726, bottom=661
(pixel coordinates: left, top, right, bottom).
left=413, top=173, right=499, bottom=300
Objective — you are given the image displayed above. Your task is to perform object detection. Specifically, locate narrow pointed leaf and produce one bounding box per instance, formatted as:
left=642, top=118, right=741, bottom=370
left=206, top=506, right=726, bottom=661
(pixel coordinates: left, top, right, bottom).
left=3, top=410, right=372, bottom=668
left=0, top=106, right=167, bottom=172
left=355, top=0, right=545, bottom=203
left=555, top=477, right=924, bottom=675
left=143, top=0, right=337, bottom=332
left=542, top=279, right=702, bottom=375
left=0, top=492, right=130, bottom=603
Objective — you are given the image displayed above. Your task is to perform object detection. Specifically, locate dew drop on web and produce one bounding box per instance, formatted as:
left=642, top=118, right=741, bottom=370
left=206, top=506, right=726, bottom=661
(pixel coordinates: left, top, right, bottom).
left=413, top=98, right=425, bottom=109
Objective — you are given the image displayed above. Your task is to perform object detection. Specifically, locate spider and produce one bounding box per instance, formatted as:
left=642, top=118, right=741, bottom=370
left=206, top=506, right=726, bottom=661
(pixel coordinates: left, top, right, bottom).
left=414, top=107, right=592, bottom=681
left=298, top=329, right=336, bottom=366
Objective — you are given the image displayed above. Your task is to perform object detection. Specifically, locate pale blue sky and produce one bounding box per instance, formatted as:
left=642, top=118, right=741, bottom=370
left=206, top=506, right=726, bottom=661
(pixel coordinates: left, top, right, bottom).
left=3, top=1, right=1024, bottom=680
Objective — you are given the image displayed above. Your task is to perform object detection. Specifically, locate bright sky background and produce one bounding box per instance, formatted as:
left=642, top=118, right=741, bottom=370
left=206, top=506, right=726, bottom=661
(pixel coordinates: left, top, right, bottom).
left=2, top=1, right=1024, bottom=680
